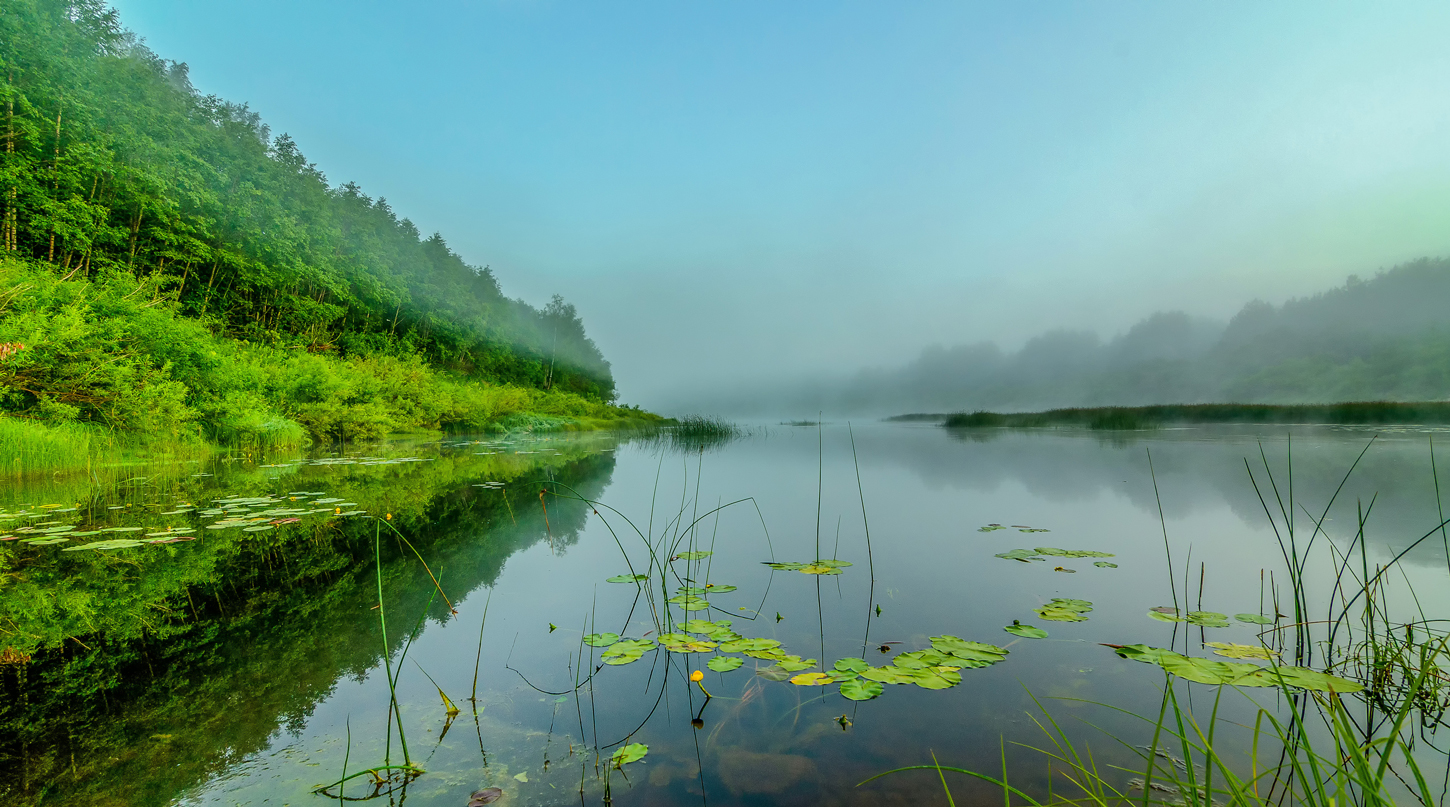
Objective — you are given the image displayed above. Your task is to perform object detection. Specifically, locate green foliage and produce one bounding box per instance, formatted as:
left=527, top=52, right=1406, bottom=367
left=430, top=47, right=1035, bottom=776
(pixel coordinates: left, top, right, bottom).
left=0, top=259, right=653, bottom=450
left=0, top=0, right=614, bottom=412
left=945, top=401, right=1450, bottom=430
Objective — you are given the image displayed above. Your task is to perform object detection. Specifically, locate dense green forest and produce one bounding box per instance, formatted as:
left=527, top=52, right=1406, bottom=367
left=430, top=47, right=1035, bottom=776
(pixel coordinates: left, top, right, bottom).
left=0, top=0, right=642, bottom=451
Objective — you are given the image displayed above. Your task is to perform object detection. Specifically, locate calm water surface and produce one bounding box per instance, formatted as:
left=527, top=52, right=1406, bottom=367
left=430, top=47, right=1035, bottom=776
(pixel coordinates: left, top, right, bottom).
left=3, top=423, right=1448, bottom=806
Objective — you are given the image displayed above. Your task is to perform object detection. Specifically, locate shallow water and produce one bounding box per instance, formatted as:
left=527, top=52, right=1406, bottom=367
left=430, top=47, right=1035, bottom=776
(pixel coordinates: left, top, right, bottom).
left=2, top=423, right=1448, bottom=806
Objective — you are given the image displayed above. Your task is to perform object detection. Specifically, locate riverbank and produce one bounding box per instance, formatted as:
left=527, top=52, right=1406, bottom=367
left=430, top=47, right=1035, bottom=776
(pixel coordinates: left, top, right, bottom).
left=0, top=260, right=663, bottom=473
left=887, top=401, right=1450, bottom=430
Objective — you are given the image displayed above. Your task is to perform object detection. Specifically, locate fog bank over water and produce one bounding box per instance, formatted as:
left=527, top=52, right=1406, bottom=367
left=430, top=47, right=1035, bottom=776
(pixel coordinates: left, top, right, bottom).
left=103, top=1, right=1450, bottom=410
left=665, top=259, right=1450, bottom=418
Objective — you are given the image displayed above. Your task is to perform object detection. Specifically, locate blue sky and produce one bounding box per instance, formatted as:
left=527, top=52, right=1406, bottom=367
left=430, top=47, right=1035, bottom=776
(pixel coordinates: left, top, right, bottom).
left=108, top=1, right=1450, bottom=407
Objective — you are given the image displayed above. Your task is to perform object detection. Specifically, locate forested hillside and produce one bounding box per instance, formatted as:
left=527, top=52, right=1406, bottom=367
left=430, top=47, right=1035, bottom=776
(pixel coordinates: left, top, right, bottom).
left=712, top=257, right=1450, bottom=416
left=0, top=1, right=642, bottom=450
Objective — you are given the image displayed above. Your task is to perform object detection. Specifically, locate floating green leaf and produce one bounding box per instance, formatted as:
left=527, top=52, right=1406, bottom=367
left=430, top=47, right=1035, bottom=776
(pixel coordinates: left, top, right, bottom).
left=707, top=656, right=743, bottom=673
left=1004, top=622, right=1048, bottom=639
left=861, top=665, right=918, bottom=685
left=606, top=573, right=649, bottom=583
left=1205, top=642, right=1275, bottom=660
left=676, top=586, right=708, bottom=596
left=994, top=548, right=1043, bottom=562
left=63, top=539, right=143, bottom=551
left=815, top=559, right=853, bottom=568
left=930, top=636, right=1010, bottom=667
left=763, top=562, right=806, bottom=570
left=1110, top=644, right=1363, bottom=692
left=790, top=672, right=832, bottom=686
left=683, top=619, right=730, bottom=634
left=1036, top=598, right=1092, bottom=622
left=1034, top=547, right=1115, bottom=558
left=600, top=639, right=656, bottom=666
left=1187, top=611, right=1230, bottom=628
left=978, top=524, right=1006, bottom=532
left=666, top=595, right=711, bottom=610
left=719, top=638, right=781, bottom=654
left=675, top=550, right=712, bottom=560
left=798, top=564, right=842, bottom=575
left=611, top=743, right=648, bottom=767
left=909, top=666, right=963, bottom=690
left=839, top=678, right=884, bottom=700
left=1148, top=609, right=1187, bottom=623
left=703, top=584, right=737, bottom=593
left=775, top=655, right=817, bottom=672
left=833, top=657, right=870, bottom=674
left=583, top=633, right=620, bottom=647
left=1093, top=561, right=1118, bottom=568
left=1235, top=613, right=1275, bottom=625
left=755, top=666, right=792, bottom=682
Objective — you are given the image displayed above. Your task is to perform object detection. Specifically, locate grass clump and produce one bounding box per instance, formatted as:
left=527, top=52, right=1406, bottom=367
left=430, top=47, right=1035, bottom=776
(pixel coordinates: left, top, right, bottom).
left=0, top=416, right=96, bottom=473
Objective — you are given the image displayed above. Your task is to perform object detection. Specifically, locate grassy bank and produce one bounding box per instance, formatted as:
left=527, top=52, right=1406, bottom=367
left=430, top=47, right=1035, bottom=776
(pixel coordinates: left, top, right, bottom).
left=0, top=260, right=661, bottom=472
left=931, top=401, right=1450, bottom=430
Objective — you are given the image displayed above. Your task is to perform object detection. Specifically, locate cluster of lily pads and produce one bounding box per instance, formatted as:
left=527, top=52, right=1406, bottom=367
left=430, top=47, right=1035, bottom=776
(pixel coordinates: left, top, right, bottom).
left=583, top=617, right=1009, bottom=702
left=1146, top=606, right=1273, bottom=628
left=1112, top=644, right=1362, bottom=692
left=979, top=524, right=1051, bottom=533
left=0, top=490, right=370, bottom=553
left=762, top=559, right=853, bottom=575
left=202, top=493, right=365, bottom=532
left=994, top=546, right=1118, bottom=571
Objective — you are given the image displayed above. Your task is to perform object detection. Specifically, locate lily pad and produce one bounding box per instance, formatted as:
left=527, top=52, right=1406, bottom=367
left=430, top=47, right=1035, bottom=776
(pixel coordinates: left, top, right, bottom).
left=719, top=638, right=780, bottom=653
left=1187, top=611, right=1230, bottom=628
left=675, top=551, right=712, bottom=560
left=583, top=633, right=620, bottom=647
left=931, top=636, right=1010, bottom=666
left=703, top=584, right=737, bottom=593
left=839, top=677, right=884, bottom=701
left=1093, top=561, right=1118, bottom=568
left=1035, top=547, right=1116, bottom=558
left=601, top=639, right=656, bottom=666
left=978, top=524, right=1006, bottom=532
left=1235, top=613, right=1275, bottom=625
left=1148, top=609, right=1187, bottom=623
left=790, top=672, right=832, bottom=686
left=682, top=619, right=731, bottom=634
left=833, top=657, right=870, bottom=674
left=63, top=539, right=143, bottom=551
left=814, top=559, right=853, bottom=568
left=755, top=666, right=792, bottom=682
left=763, top=562, right=806, bottom=571
left=611, top=743, right=648, bottom=767
left=1110, top=644, right=1363, bottom=692
left=665, top=595, right=711, bottom=611
left=1004, top=622, right=1048, bottom=639
left=775, top=655, right=817, bottom=672
left=861, top=665, right=918, bottom=685
left=909, top=666, right=963, bottom=689
left=707, top=656, right=744, bottom=672
left=995, top=548, right=1043, bottom=562
left=1036, top=599, right=1092, bottom=622
left=606, top=573, right=649, bottom=584
left=798, top=564, right=842, bottom=575
left=1205, top=642, right=1275, bottom=660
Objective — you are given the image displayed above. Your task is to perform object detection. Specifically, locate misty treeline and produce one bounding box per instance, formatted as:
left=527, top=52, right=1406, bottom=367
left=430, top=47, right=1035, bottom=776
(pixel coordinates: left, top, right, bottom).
left=784, top=257, right=1450, bottom=416
left=0, top=0, right=612, bottom=400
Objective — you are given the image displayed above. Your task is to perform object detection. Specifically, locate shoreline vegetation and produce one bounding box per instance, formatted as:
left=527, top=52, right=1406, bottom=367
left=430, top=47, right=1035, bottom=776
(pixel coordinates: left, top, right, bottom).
left=0, top=3, right=666, bottom=473
left=888, top=401, right=1450, bottom=430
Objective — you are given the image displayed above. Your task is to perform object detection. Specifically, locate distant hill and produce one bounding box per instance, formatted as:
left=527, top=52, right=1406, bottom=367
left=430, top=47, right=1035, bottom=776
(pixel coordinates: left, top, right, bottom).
left=724, top=257, right=1450, bottom=416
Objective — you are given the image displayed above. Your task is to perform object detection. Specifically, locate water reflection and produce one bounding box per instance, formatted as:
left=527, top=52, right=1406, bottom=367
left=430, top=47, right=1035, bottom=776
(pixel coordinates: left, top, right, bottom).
left=1, top=423, right=1446, bottom=806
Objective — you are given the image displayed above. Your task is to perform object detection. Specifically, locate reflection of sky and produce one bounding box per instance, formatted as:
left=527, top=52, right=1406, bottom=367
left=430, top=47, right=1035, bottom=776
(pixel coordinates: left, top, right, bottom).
left=105, top=2, right=1450, bottom=405
left=181, top=424, right=1448, bottom=805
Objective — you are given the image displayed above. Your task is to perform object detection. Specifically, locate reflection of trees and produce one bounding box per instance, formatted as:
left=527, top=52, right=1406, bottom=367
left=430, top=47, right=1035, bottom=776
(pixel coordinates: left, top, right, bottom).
left=0, top=447, right=615, bottom=806
left=863, top=425, right=1450, bottom=564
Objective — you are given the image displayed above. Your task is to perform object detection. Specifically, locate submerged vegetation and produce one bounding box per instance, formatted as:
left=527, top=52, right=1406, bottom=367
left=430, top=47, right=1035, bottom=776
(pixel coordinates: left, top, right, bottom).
left=939, top=401, right=1450, bottom=430
left=0, top=1, right=654, bottom=468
